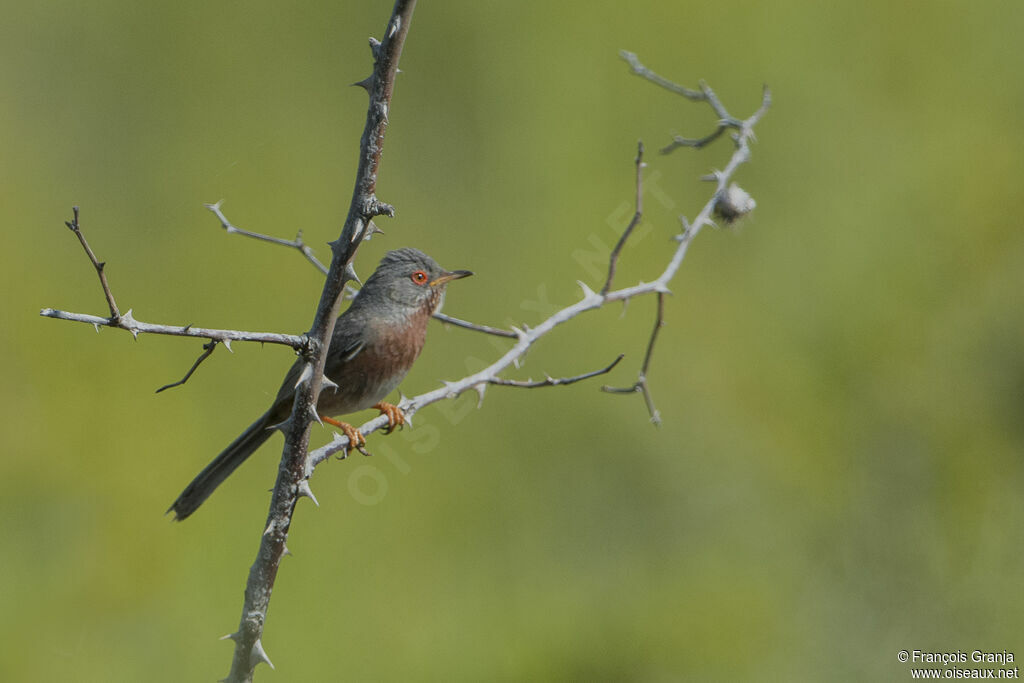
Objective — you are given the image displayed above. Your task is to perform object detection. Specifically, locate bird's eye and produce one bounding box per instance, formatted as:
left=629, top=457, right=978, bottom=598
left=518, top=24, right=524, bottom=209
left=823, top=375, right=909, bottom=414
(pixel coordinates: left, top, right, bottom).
left=410, top=270, right=428, bottom=285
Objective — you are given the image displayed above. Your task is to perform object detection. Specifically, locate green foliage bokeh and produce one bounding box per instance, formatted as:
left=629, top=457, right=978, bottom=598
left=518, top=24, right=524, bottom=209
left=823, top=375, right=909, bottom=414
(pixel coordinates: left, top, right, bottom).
left=2, top=1, right=1022, bottom=680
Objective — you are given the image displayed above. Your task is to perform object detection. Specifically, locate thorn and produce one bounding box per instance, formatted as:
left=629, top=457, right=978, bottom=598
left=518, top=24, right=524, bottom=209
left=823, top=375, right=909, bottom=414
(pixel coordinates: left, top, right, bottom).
left=220, top=632, right=240, bottom=642
left=388, top=15, right=401, bottom=38
left=654, top=282, right=672, bottom=295
left=365, top=220, right=385, bottom=239
left=368, top=37, right=382, bottom=58
left=222, top=339, right=233, bottom=353
left=121, top=309, right=139, bottom=339
left=352, top=76, right=373, bottom=91
left=442, top=380, right=460, bottom=399
left=576, top=280, right=602, bottom=306
left=250, top=639, right=275, bottom=670
left=295, top=363, right=314, bottom=390
left=297, top=480, right=319, bottom=507
left=322, top=374, right=339, bottom=393
left=282, top=545, right=292, bottom=557
left=509, top=325, right=529, bottom=342
left=93, top=323, right=101, bottom=333
left=473, top=383, right=487, bottom=408
left=345, top=262, right=361, bottom=285
left=309, top=407, right=324, bottom=426
left=263, top=521, right=275, bottom=537
left=620, top=298, right=630, bottom=318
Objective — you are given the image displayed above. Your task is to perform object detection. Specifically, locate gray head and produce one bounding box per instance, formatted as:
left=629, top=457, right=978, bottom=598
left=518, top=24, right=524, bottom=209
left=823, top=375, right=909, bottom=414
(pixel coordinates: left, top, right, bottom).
left=356, top=247, right=472, bottom=313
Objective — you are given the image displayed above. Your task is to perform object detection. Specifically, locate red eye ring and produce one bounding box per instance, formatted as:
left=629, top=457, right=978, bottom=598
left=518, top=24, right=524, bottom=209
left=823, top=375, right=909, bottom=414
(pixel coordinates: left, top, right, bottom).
left=410, top=270, right=429, bottom=285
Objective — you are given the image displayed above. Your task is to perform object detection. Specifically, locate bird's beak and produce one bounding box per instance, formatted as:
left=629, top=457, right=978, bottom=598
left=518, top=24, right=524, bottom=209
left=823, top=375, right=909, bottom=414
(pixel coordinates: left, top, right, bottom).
left=430, top=269, right=473, bottom=286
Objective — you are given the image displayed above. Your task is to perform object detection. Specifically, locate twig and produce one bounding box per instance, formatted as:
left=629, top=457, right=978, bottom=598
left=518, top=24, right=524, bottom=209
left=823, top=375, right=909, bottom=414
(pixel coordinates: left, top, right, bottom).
left=431, top=312, right=518, bottom=338
left=620, top=51, right=771, bottom=158
left=206, top=201, right=329, bottom=276
left=39, top=307, right=306, bottom=349
left=620, top=50, right=705, bottom=100
left=601, top=141, right=645, bottom=295
left=65, top=207, right=120, bottom=319
left=488, top=354, right=623, bottom=388
left=602, top=293, right=665, bottom=425
left=156, top=341, right=219, bottom=393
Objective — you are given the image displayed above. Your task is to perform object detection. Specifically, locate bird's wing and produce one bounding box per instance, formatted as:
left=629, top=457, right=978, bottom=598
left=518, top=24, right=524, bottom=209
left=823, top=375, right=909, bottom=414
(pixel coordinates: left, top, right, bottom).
left=272, top=335, right=364, bottom=407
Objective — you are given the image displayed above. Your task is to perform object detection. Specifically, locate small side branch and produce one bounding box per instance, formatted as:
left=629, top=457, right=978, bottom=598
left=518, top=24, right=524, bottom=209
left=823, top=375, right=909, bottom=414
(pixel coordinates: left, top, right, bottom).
left=489, top=354, right=624, bottom=388
left=432, top=312, right=518, bottom=338
left=620, top=50, right=705, bottom=101
left=601, top=293, right=665, bottom=425
left=65, top=207, right=120, bottom=319
left=156, top=341, right=219, bottom=393
left=206, top=201, right=329, bottom=275
left=621, top=51, right=771, bottom=159
left=601, top=141, right=645, bottom=296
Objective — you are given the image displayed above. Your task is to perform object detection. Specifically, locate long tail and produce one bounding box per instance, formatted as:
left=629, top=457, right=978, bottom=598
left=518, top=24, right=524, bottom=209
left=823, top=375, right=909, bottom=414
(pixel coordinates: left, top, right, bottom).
left=168, top=410, right=276, bottom=521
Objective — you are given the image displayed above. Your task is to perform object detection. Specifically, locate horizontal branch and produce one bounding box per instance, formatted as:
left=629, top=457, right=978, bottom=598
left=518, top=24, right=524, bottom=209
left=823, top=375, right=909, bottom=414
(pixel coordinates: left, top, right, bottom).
left=39, top=307, right=308, bottom=349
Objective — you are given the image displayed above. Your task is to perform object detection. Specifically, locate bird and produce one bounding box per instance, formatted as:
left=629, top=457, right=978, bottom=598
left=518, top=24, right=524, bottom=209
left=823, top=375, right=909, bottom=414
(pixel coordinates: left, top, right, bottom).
left=168, top=247, right=472, bottom=520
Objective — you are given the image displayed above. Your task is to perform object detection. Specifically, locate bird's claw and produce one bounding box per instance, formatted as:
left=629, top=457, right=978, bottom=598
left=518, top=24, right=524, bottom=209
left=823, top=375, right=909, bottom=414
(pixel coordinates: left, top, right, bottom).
left=372, top=401, right=406, bottom=434
left=322, top=416, right=371, bottom=458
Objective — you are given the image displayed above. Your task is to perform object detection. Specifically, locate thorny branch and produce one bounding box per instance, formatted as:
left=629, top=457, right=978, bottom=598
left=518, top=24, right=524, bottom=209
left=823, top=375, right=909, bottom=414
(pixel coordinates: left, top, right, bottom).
left=206, top=200, right=329, bottom=275
left=65, top=207, right=119, bottom=319
left=222, top=3, right=418, bottom=681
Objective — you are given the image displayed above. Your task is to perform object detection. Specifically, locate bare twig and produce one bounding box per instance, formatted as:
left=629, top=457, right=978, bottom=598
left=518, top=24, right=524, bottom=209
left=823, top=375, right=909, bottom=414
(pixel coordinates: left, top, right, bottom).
left=488, top=354, right=624, bottom=388
left=620, top=50, right=704, bottom=100
left=661, top=128, right=728, bottom=153
left=602, top=141, right=645, bottom=295
left=432, top=312, right=518, bottom=338
left=602, top=293, right=665, bottom=425
left=156, top=341, right=219, bottom=393
left=620, top=51, right=771, bottom=158
left=206, top=201, right=329, bottom=275
left=64, top=207, right=120, bottom=319
left=39, top=307, right=306, bottom=349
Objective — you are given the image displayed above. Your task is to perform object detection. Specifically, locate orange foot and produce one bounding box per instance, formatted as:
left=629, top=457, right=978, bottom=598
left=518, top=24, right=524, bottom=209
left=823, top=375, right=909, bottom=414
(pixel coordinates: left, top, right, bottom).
left=322, top=416, right=370, bottom=458
left=372, top=401, right=406, bottom=434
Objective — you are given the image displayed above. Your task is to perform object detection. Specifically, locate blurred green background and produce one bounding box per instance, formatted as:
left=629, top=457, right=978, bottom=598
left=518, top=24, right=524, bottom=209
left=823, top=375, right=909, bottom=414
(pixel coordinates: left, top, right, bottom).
left=3, top=1, right=1022, bottom=680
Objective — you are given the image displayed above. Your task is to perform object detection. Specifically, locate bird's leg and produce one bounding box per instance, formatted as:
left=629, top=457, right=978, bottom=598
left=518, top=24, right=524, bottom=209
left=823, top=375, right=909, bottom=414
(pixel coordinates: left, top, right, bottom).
left=372, top=401, right=406, bottom=434
left=321, top=416, right=370, bottom=458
